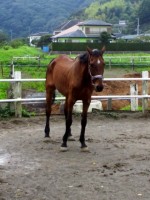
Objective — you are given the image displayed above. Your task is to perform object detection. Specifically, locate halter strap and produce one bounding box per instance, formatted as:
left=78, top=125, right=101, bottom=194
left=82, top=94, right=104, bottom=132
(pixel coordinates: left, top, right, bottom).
left=88, top=63, right=103, bottom=82
left=91, top=75, right=103, bottom=81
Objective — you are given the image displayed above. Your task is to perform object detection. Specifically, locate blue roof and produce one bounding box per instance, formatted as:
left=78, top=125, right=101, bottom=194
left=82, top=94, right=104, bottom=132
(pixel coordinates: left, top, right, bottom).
left=121, top=35, right=139, bottom=40
left=78, top=20, right=112, bottom=26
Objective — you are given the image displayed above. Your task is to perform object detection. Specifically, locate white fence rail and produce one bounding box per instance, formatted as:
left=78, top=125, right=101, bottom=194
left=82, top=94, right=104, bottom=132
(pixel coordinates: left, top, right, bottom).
left=0, top=71, right=149, bottom=117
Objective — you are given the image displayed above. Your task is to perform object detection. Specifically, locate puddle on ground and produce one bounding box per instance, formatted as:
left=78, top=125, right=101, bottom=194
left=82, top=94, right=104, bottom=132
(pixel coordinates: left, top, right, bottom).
left=0, top=154, right=10, bottom=165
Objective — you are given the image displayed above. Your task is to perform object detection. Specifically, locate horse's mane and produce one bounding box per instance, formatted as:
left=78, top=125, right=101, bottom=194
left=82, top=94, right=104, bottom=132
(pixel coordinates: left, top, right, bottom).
left=78, top=49, right=102, bottom=64
left=78, top=52, right=89, bottom=64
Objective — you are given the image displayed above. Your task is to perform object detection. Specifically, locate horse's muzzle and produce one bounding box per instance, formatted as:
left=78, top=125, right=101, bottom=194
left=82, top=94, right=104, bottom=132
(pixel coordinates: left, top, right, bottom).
left=95, top=85, right=104, bottom=92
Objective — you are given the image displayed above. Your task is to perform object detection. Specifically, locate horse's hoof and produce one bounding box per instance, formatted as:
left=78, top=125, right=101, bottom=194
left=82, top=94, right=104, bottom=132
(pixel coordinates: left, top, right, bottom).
left=81, top=146, right=90, bottom=152
left=68, top=135, right=76, bottom=141
left=43, top=137, right=51, bottom=143
left=81, top=147, right=90, bottom=152
left=60, top=146, right=68, bottom=152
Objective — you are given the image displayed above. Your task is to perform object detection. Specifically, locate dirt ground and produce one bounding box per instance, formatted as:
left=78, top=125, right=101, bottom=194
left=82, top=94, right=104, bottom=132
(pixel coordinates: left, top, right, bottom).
left=94, top=71, right=150, bottom=110
left=0, top=112, right=150, bottom=200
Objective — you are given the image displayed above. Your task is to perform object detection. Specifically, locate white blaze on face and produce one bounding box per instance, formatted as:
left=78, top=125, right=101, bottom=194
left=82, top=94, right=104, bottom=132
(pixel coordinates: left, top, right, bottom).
left=97, top=59, right=101, bottom=64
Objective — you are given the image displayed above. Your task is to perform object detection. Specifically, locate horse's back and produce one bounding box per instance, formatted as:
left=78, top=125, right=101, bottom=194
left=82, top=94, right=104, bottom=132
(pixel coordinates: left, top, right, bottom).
left=46, top=55, right=75, bottom=96
left=48, top=54, right=74, bottom=71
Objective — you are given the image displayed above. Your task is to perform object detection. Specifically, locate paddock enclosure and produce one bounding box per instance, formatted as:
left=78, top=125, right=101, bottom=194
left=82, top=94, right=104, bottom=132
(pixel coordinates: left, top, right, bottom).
left=0, top=113, right=150, bottom=200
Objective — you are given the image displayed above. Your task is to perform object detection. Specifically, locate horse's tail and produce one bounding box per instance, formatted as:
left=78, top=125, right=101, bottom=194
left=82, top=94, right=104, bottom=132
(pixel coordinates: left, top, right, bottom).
left=46, top=58, right=56, bottom=104
left=46, top=58, right=56, bottom=75
left=49, top=58, right=55, bottom=65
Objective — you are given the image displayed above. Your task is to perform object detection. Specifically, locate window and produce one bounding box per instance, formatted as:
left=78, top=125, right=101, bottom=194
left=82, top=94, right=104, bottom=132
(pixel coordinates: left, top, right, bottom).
left=85, top=27, right=90, bottom=34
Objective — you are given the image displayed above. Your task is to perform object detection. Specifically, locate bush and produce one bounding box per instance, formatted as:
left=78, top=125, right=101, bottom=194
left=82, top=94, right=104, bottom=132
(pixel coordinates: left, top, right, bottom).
left=10, top=39, right=24, bottom=48
left=3, top=45, right=10, bottom=50
left=0, top=31, right=9, bottom=44
left=52, top=42, right=150, bottom=52
left=0, top=105, right=14, bottom=118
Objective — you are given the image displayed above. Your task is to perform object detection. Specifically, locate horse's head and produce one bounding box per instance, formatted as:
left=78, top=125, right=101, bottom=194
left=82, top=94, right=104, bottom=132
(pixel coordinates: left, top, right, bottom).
left=87, top=46, right=105, bottom=92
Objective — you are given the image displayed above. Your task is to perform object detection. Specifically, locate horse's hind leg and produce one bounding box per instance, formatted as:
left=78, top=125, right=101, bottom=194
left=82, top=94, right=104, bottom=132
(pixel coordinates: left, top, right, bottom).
left=44, top=86, right=55, bottom=137
left=80, top=100, right=90, bottom=151
left=64, top=101, right=75, bottom=141
left=60, top=98, right=74, bottom=151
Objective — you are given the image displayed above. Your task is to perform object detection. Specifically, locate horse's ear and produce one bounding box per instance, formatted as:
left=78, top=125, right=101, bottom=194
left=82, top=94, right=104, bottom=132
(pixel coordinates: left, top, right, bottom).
left=87, top=46, right=92, bottom=55
left=101, top=46, right=106, bottom=55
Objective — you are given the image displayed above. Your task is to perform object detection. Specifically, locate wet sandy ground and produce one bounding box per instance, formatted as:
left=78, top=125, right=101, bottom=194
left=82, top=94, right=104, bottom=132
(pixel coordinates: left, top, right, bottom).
left=0, top=112, right=150, bottom=200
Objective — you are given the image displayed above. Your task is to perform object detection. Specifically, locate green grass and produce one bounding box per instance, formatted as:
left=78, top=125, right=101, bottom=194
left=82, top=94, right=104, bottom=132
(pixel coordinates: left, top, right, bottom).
left=0, top=46, right=55, bottom=99
left=120, top=105, right=143, bottom=111
left=0, top=46, right=42, bottom=63
left=104, top=52, right=150, bottom=69
left=0, top=82, right=9, bottom=99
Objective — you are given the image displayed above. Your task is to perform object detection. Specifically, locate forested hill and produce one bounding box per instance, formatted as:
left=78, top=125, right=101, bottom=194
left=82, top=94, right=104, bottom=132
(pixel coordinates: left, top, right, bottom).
left=71, top=0, right=150, bottom=34
left=0, top=0, right=150, bottom=38
left=0, top=0, right=93, bottom=38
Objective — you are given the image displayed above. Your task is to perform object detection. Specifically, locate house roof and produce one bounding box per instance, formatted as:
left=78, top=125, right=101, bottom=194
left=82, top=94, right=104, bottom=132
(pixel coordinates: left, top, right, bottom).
left=120, top=35, right=139, bottom=40
left=52, top=25, right=86, bottom=38
left=55, top=20, right=80, bottom=31
left=78, top=20, right=112, bottom=27
left=52, top=19, right=112, bottom=39
left=56, top=30, right=86, bottom=38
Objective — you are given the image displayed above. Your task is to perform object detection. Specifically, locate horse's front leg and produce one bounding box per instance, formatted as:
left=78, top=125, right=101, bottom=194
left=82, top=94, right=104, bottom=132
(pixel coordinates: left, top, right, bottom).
left=64, top=101, right=72, bottom=137
left=61, top=98, right=74, bottom=151
left=44, top=87, right=55, bottom=137
left=79, top=100, right=90, bottom=151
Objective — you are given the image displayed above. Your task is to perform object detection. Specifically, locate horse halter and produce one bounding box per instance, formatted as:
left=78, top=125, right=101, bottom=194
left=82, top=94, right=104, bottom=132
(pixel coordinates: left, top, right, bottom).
left=91, top=74, right=103, bottom=81
left=88, top=65, right=104, bottom=92
left=88, top=65, right=103, bottom=86
left=88, top=49, right=104, bottom=82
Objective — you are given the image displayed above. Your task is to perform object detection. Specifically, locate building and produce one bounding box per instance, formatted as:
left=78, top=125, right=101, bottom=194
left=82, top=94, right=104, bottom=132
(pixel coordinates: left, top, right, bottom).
left=52, top=19, right=112, bottom=43
left=29, top=32, right=49, bottom=46
left=53, top=19, right=80, bottom=35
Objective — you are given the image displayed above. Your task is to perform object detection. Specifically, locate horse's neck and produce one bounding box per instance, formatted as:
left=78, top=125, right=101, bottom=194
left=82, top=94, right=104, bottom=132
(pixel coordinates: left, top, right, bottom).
left=74, top=59, right=91, bottom=84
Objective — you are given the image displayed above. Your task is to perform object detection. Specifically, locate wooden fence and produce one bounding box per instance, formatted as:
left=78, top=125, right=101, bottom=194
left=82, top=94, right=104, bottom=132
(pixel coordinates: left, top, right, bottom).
left=0, top=71, right=149, bottom=117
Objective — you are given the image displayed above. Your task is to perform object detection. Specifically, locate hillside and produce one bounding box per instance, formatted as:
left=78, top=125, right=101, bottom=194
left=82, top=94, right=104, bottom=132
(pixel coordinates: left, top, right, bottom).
left=0, top=0, right=93, bottom=38
left=71, top=0, right=150, bottom=34
left=0, top=0, right=150, bottom=38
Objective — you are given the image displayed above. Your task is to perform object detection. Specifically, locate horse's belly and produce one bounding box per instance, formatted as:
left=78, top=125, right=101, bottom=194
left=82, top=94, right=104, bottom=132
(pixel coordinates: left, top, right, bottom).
left=54, top=77, right=69, bottom=96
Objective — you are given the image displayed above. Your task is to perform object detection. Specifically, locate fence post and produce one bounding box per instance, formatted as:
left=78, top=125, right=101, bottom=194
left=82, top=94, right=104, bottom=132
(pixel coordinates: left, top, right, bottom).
left=130, top=83, right=138, bottom=111
left=107, top=98, right=112, bottom=110
left=10, top=60, right=15, bottom=78
left=13, top=71, right=22, bottom=117
left=142, top=71, right=149, bottom=113
left=0, top=62, right=3, bottom=77
left=131, top=58, right=134, bottom=70
left=38, top=56, right=41, bottom=67
left=109, top=58, right=111, bottom=69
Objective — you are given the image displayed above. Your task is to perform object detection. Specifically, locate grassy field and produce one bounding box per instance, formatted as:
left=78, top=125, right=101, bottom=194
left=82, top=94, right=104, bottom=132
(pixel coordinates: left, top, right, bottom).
left=0, top=46, right=54, bottom=99
left=0, top=46, right=150, bottom=99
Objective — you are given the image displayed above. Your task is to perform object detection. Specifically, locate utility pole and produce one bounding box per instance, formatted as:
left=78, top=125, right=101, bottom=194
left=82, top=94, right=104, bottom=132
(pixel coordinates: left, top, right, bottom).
left=137, top=18, right=140, bottom=35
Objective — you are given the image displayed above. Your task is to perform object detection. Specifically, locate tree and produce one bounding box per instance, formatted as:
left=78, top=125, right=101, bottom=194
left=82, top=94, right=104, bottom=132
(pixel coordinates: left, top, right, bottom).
left=138, top=0, right=150, bottom=25
left=99, top=31, right=111, bottom=45
left=0, top=31, right=8, bottom=44
left=37, top=35, right=52, bottom=47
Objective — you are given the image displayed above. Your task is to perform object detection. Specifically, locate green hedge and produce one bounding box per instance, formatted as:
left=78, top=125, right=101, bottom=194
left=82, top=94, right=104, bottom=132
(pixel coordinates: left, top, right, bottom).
left=52, top=42, right=150, bottom=52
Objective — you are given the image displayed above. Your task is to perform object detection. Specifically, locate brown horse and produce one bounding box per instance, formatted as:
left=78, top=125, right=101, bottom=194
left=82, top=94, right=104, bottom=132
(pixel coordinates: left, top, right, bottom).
left=45, top=47, right=105, bottom=151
